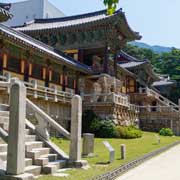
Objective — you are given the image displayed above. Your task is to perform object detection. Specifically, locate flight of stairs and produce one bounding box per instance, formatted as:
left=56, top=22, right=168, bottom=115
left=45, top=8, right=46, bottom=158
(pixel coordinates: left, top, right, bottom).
left=147, top=87, right=179, bottom=112
left=0, top=111, right=67, bottom=177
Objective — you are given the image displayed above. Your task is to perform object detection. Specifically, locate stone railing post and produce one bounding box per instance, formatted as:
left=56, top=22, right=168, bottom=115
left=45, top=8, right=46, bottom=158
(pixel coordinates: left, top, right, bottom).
left=31, top=80, right=38, bottom=98
left=52, top=85, right=58, bottom=102
left=69, top=95, right=87, bottom=167
left=178, top=99, right=180, bottom=111
left=7, top=79, right=26, bottom=175
left=4, top=72, right=11, bottom=94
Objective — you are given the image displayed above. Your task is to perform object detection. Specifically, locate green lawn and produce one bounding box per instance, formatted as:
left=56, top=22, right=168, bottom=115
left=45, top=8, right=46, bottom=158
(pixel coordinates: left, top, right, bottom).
left=38, top=132, right=180, bottom=180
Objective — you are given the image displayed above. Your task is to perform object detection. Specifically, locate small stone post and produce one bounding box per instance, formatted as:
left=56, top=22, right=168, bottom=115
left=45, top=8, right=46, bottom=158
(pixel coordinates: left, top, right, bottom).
left=121, top=144, right=126, bottom=160
left=178, top=99, right=180, bottom=111
left=69, top=95, right=87, bottom=167
left=7, top=79, right=26, bottom=175
left=82, top=133, right=94, bottom=156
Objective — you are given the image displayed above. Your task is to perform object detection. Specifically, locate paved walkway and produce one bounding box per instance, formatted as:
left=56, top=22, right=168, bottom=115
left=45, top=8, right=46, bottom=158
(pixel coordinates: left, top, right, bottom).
left=116, top=144, right=180, bottom=180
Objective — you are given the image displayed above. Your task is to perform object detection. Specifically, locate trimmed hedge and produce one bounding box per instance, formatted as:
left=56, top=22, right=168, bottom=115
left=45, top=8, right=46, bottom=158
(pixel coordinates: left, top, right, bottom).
left=116, top=126, right=143, bottom=139
left=159, top=128, right=173, bottom=136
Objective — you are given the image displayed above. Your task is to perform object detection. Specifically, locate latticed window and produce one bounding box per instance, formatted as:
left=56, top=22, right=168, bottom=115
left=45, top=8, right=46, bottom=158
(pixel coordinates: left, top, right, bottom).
left=67, top=76, right=74, bottom=89
left=31, top=64, right=42, bottom=79
left=7, top=56, right=21, bottom=73
left=51, top=71, right=60, bottom=84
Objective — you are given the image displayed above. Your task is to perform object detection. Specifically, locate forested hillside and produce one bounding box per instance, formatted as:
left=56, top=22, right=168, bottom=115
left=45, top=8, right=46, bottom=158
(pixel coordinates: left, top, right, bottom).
left=123, top=44, right=180, bottom=81
left=123, top=44, right=180, bottom=103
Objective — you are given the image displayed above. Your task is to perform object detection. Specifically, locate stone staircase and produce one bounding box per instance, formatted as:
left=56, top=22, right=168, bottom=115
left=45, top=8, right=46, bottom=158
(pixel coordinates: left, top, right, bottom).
left=0, top=110, right=67, bottom=177
left=145, top=87, right=179, bottom=112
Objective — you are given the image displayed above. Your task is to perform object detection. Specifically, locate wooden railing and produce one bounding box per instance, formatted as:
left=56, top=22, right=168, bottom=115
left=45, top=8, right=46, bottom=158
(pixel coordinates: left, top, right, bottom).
left=0, top=74, right=73, bottom=103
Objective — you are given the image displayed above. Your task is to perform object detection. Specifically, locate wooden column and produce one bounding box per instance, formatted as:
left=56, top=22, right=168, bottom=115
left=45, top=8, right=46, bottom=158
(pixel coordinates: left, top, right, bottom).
left=78, top=49, right=84, bottom=63
left=75, top=72, right=79, bottom=94
left=62, top=66, right=66, bottom=91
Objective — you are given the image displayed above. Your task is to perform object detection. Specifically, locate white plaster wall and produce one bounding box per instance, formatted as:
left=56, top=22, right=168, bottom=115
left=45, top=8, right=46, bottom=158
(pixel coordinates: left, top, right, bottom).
left=4, top=0, right=64, bottom=27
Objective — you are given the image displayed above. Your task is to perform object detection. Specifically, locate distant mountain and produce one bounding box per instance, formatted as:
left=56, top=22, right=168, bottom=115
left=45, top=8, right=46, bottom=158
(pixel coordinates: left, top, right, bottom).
left=130, top=42, right=173, bottom=54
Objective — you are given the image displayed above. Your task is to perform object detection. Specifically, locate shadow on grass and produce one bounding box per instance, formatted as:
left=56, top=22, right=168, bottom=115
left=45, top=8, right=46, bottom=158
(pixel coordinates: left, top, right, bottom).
left=96, top=162, right=110, bottom=165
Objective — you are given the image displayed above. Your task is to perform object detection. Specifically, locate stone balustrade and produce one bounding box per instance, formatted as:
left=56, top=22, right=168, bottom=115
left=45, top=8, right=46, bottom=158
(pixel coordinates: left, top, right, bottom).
left=0, top=73, right=73, bottom=103
left=83, top=92, right=130, bottom=108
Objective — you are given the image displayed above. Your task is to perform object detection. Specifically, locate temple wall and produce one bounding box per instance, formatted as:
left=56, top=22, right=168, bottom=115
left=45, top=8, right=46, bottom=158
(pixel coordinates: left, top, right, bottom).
left=139, top=111, right=180, bottom=135
left=83, top=104, right=139, bottom=126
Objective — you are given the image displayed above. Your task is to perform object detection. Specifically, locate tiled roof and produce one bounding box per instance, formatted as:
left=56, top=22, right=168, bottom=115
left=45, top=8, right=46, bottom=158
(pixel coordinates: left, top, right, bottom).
left=118, top=50, right=145, bottom=62
left=152, top=80, right=176, bottom=86
left=0, top=24, right=92, bottom=74
left=0, top=5, right=12, bottom=22
left=14, top=9, right=141, bottom=40
left=119, top=61, right=147, bottom=68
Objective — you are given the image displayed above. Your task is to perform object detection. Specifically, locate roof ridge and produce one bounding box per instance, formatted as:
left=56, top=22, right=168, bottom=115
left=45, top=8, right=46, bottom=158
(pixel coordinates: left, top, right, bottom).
left=32, top=8, right=123, bottom=24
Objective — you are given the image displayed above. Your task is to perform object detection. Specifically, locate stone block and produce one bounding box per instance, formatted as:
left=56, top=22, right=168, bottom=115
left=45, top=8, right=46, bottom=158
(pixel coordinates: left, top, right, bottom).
left=82, top=133, right=94, bottom=156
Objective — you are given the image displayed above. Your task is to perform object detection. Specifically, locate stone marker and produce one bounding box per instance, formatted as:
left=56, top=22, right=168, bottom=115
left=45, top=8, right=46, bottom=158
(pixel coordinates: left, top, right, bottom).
left=103, top=141, right=115, bottom=163
left=7, top=79, right=26, bottom=175
left=82, top=133, right=94, bottom=156
left=69, top=95, right=87, bottom=167
left=155, top=134, right=160, bottom=144
left=121, top=144, right=126, bottom=160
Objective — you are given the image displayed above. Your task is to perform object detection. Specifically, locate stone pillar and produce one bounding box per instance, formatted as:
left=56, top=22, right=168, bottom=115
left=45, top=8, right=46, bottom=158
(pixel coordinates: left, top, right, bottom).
left=69, top=95, right=82, bottom=162
left=7, top=79, right=26, bottom=175
left=69, top=95, right=87, bottom=167
left=121, top=144, right=126, bottom=160
left=82, top=133, right=94, bottom=156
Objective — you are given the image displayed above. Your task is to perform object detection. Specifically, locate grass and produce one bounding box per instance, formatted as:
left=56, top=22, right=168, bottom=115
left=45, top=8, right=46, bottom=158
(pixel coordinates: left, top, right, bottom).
left=38, top=132, right=180, bottom=180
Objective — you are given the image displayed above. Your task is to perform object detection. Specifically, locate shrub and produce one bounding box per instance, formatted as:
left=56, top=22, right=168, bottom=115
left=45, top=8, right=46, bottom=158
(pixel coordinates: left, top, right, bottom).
left=116, top=126, right=143, bottom=139
left=90, top=119, right=117, bottom=138
left=159, top=128, right=173, bottom=136
left=82, top=110, right=97, bottom=133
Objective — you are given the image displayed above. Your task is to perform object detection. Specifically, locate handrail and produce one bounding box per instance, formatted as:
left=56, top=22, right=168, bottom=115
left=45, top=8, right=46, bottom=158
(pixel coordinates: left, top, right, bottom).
left=0, top=126, right=8, bottom=142
left=26, top=98, right=70, bottom=139
left=140, top=87, right=179, bottom=112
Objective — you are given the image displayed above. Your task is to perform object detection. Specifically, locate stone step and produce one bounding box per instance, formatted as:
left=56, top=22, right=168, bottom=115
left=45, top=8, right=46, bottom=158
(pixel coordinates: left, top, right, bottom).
left=0, top=144, right=7, bottom=152
left=25, top=135, right=36, bottom=142
left=25, top=141, right=43, bottom=152
left=34, top=157, right=49, bottom=167
left=0, top=116, right=9, bottom=123
left=49, top=160, right=67, bottom=169
left=41, top=154, right=58, bottom=162
left=42, top=164, right=57, bottom=174
left=0, top=122, right=8, bottom=131
left=26, top=148, right=50, bottom=160
left=25, top=158, right=33, bottom=167
left=25, top=129, right=31, bottom=135
left=0, top=111, right=9, bottom=117
left=25, top=165, right=42, bottom=176
left=4, top=158, right=32, bottom=167
left=32, top=148, right=50, bottom=156
left=0, top=152, right=7, bottom=161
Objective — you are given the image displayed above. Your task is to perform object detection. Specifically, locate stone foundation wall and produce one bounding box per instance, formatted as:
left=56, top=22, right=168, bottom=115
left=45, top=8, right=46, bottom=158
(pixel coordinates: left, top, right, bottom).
left=139, top=111, right=180, bottom=135
left=83, top=103, right=139, bottom=126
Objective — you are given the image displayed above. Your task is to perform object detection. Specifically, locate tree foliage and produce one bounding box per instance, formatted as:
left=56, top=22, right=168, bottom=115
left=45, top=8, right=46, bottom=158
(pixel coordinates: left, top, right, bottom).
left=104, top=0, right=119, bottom=14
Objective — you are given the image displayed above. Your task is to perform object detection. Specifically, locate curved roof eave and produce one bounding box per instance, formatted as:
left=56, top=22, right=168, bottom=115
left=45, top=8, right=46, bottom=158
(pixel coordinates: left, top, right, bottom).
left=14, top=9, right=141, bottom=41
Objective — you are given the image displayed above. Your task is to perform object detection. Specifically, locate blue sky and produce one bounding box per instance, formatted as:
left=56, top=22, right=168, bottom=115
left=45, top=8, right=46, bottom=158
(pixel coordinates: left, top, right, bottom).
left=3, top=0, right=180, bottom=48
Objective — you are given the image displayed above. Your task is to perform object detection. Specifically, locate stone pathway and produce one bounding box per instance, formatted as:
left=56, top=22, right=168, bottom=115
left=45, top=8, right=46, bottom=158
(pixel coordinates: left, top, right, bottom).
left=116, top=144, right=180, bottom=180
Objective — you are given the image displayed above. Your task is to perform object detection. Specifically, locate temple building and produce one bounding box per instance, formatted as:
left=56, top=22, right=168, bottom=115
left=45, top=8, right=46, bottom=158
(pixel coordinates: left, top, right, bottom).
left=0, top=3, right=179, bottom=135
